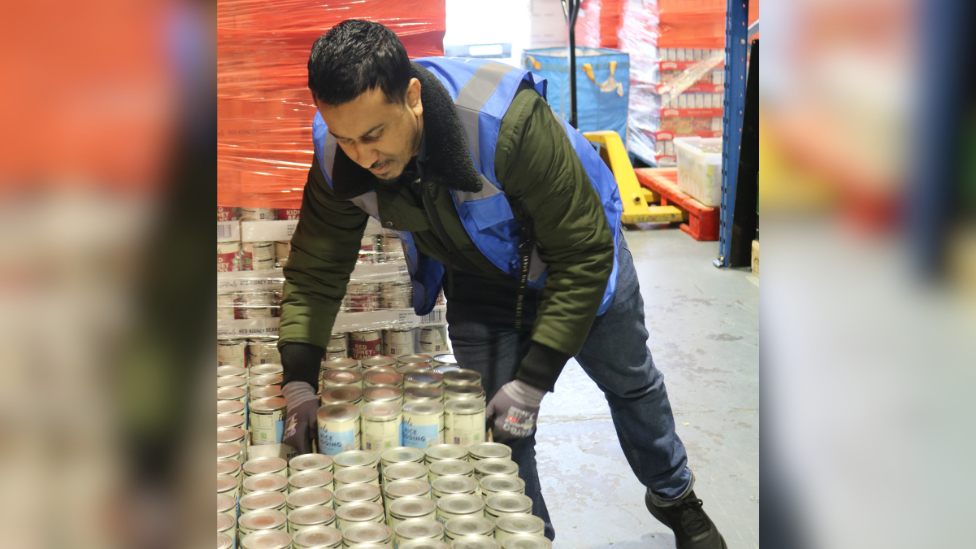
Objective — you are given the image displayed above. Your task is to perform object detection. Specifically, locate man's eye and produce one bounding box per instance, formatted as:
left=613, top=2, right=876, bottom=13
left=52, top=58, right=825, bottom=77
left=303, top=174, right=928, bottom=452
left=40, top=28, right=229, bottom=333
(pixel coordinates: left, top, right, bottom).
left=362, top=135, right=378, bottom=143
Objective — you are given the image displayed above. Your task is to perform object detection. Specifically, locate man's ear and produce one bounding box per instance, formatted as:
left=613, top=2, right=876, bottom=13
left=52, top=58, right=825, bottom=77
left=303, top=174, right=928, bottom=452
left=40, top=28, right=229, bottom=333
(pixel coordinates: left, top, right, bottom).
left=405, top=78, right=423, bottom=117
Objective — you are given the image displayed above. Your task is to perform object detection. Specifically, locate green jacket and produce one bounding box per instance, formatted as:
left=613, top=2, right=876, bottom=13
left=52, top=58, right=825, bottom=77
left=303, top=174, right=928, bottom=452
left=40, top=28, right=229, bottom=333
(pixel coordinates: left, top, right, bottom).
left=279, top=63, right=614, bottom=391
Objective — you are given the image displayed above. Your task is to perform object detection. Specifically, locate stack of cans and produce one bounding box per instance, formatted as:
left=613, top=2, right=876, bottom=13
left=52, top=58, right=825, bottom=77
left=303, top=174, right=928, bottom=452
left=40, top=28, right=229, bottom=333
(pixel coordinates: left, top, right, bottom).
left=242, top=241, right=276, bottom=271
left=380, top=281, right=413, bottom=309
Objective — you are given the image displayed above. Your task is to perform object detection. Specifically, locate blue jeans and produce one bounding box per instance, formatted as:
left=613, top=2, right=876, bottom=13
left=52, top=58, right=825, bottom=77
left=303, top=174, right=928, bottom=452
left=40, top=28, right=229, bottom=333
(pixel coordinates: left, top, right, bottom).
left=445, top=234, right=693, bottom=540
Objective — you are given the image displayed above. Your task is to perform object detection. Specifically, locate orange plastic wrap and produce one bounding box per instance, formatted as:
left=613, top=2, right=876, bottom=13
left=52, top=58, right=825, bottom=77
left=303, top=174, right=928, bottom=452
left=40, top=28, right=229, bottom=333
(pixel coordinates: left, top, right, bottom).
left=576, top=0, right=624, bottom=48
left=217, top=1, right=446, bottom=209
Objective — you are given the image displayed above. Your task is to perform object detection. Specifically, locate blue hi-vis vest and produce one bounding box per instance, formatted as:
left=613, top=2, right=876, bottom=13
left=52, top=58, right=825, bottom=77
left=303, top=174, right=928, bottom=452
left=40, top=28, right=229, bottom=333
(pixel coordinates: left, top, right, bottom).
left=312, top=57, right=623, bottom=317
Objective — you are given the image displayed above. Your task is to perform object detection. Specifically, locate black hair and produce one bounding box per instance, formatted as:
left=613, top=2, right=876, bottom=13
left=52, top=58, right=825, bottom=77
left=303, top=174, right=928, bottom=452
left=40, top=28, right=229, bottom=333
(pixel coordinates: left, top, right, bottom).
left=308, top=20, right=411, bottom=106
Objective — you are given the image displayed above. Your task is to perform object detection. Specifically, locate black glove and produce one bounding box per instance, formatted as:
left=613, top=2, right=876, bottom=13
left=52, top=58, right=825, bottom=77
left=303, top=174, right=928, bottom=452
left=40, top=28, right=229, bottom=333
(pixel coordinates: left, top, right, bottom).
left=282, top=381, right=319, bottom=454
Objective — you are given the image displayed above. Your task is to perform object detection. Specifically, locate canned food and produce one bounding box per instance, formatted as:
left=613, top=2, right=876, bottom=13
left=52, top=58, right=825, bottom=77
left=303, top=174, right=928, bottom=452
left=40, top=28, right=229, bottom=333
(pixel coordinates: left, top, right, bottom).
left=240, top=291, right=276, bottom=318
left=452, top=536, right=500, bottom=549
left=425, top=444, right=468, bottom=464
left=244, top=473, right=289, bottom=494
left=334, top=484, right=382, bottom=507
left=363, top=369, right=403, bottom=389
left=396, top=354, right=433, bottom=367
left=218, top=386, right=248, bottom=407
left=240, top=490, right=288, bottom=514
left=249, top=338, right=282, bottom=364
left=241, top=530, right=292, bottom=549
left=218, top=442, right=243, bottom=464
left=443, top=385, right=485, bottom=404
left=335, top=501, right=386, bottom=530
left=419, top=327, right=448, bottom=355
left=325, top=349, right=349, bottom=361
left=361, top=356, right=397, bottom=369
left=467, top=443, right=512, bottom=463
left=218, top=339, right=248, bottom=367
left=217, top=493, right=236, bottom=519
left=403, top=371, right=443, bottom=391
left=362, top=386, right=403, bottom=406
left=388, top=497, right=438, bottom=533
left=217, top=427, right=247, bottom=458
left=432, top=354, right=458, bottom=367
left=241, top=208, right=277, bottom=221
left=251, top=397, right=287, bottom=445
left=320, top=386, right=363, bottom=408
left=380, top=282, right=413, bottom=309
left=394, top=520, right=446, bottom=546
left=275, top=241, right=291, bottom=266
left=217, top=365, right=248, bottom=378
left=332, top=450, right=379, bottom=471
left=217, top=413, right=245, bottom=430
left=343, top=522, right=393, bottom=546
left=218, top=532, right=233, bottom=549
left=473, top=460, right=518, bottom=481
left=286, top=487, right=334, bottom=511
left=380, top=446, right=426, bottom=472
left=217, top=241, right=242, bottom=272
left=347, top=283, right=381, bottom=313
left=217, top=473, right=239, bottom=500
left=321, top=370, right=364, bottom=390
left=333, top=466, right=380, bottom=491
left=494, top=517, right=547, bottom=544
left=432, top=364, right=460, bottom=375
left=428, top=460, right=474, bottom=483
left=359, top=402, right=402, bottom=454
left=484, top=494, right=533, bottom=523
left=382, top=462, right=428, bottom=485
left=401, top=401, right=443, bottom=449
left=436, top=495, right=485, bottom=523
left=431, top=477, right=479, bottom=502
left=444, top=400, right=486, bottom=446
left=239, top=509, right=288, bottom=537
left=328, top=332, right=348, bottom=349
left=478, top=476, right=526, bottom=499
left=318, top=404, right=361, bottom=455
left=351, top=330, right=383, bottom=358
left=396, top=365, right=431, bottom=376
left=292, top=525, right=344, bottom=549
left=323, top=358, right=360, bottom=372
left=382, top=328, right=416, bottom=356
left=276, top=208, right=301, bottom=220
left=441, top=369, right=480, bottom=388
left=252, top=363, right=284, bottom=376
left=218, top=205, right=241, bottom=222
left=288, top=505, right=337, bottom=533
left=216, top=292, right=240, bottom=321
left=251, top=386, right=283, bottom=402
left=218, top=457, right=242, bottom=479
left=249, top=374, right=284, bottom=391
left=443, top=516, right=494, bottom=542
left=403, top=387, right=443, bottom=405
left=242, top=241, right=276, bottom=271
left=218, top=375, right=248, bottom=390
left=288, top=470, right=334, bottom=493
left=217, top=513, right=236, bottom=542
left=289, top=454, right=334, bottom=476
left=244, top=456, right=288, bottom=478
left=383, top=479, right=432, bottom=524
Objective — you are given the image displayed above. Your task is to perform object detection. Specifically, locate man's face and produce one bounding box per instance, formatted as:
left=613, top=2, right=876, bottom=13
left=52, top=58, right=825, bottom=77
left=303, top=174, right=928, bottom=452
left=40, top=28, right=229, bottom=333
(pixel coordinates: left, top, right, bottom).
left=316, top=79, right=423, bottom=181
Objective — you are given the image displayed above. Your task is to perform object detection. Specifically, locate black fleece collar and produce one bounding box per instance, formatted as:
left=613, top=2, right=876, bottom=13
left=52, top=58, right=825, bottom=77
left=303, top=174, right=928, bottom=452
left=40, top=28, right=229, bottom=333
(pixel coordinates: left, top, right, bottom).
left=330, top=61, right=484, bottom=200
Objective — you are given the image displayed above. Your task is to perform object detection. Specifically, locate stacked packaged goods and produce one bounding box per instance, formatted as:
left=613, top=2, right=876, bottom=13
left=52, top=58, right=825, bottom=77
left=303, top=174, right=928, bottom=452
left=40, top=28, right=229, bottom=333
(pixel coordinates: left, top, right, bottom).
left=616, top=0, right=661, bottom=163
left=575, top=0, right=624, bottom=49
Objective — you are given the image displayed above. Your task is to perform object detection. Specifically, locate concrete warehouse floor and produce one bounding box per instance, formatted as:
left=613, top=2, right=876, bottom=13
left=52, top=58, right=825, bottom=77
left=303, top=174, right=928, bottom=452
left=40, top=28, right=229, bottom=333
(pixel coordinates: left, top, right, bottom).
left=536, top=228, right=760, bottom=548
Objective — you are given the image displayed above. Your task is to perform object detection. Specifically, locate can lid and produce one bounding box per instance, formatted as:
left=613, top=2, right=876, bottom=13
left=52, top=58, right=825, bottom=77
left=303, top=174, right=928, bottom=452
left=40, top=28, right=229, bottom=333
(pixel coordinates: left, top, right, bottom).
left=436, top=494, right=484, bottom=515
left=495, top=515, right=546, bottom=535
left=425, top=444, right=468, bottom=462
left=217, top=375, right=247, bottom=389
left=363, top=370, right=403, bottom=387
left=320, top=386, right=362, bottom=404
left=383, top=462, right=427, bottom=481
left=287, top=505, right=335, bottom=526
left=404, top=387, right=443, bottom=402
left=335, top=501, right=385, bottom=522
left=358, top=401, right=401, bottom=421
left=445, top=385, right=484, bottom=397
left=396, top=365, right=432, bottom=376
left=217, top=494, right=235, bottom=514
left=217, top=414, right=245, bottom=429
left=251, top=397, right=287, bottom=413
left=383, top=479, right=431, bottom=499
left=288, top=469, right=333, bottom=490
left=243, top=456, right=287, bottom=476
left=501, top=536, right=551, bottom=549
left=217, top=386, right=247, bottom=401
left=317, top=403, right=360, bottom=423
left=217, top=513, right=235, bottom=532
left=217, top=533, right=233, bottom=549
left=445, top=399, right=486, bottom=413
left=399, top=541, right=450, bottom=549
left=361, top=356, right=397, bottom=368
left=334, top=466, right=379, bottom=485
left=286, top=487, right=333, bottom=509
left=292, top=525, right=343, bottom=548
left=451, top=535, right=501, bottom=549
left=443, top=516, right=494, bottom=536
left=396, top=354, right=433, bottom=365
left=429, top=459, right=473, bottom=478
left=323, top=357, right=360, bottom=370
left=432, top=354, right=458, bottom=365
left=433, top=364, right=461, bottom=375
left=479, top=476, right=525, bottom=494
left=485, top=493, right=533, bottom=514
left=217, top=400, right=246, bottom=416
left=332, top=450, right=378, bottom=468
left=243, top=473, right=288, bottom=493
left=217, top=458, right=241, bottom=477
left=380, top=446, right=425, bottom=465
left=217, top=365, right=248, bottom=377
left=394, top=519, right=445, bottom=540
left=402, top=401, right=443, bottom=415
left=390, top=497, right=437, bottom=518
left=239, top=508, right=287, bottom=531
left=442, top=369, right=480, bottom=385
left=217, top=474, right=238, bottom=494
left=342, top=522, right=393, bottom=543
left=468, top=443, right=512, bottom=460
left=363, top=386, right=403, bottom=401
left=404, top=371, right=443, bottom=385
left=334, top=484, right=381, bottom=503
left=322, top=369, right=363, bottom=384
left=217, top=443, right=241, bottom=460
left=431, top=476, right=478, bottom=495
left=216, top=427, right=246, bottom=443
left=250, top=386, right=283, bottom=400
left=251, top=363, right=284, bottom=376
left=474, top=459, right=518, bottom=477
left=241, top=530, right=292, bottom=549
left=240, top=490, right=286, bottom=511
left=249, top=374, right=284, bottom=388
left=289, top=453, right=333, bottom=472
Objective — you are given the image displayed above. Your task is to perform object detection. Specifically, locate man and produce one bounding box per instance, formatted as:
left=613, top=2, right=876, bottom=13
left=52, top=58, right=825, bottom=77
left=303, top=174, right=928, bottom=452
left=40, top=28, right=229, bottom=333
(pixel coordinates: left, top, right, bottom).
left=278, top=19, right=726, bottom=548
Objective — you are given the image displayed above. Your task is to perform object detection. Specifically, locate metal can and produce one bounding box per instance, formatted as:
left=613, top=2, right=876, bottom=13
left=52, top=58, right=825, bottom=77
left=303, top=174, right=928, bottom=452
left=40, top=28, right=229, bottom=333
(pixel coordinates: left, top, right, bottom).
left=217, top=473, right=239, bottom=500
left=350, top=330, right=383, bottom=358
left=343, top=522, right=393, bottom=546
left=289, top=454, right=334, bottom=477
left=418, top=327, right=448, bottom=355
left=241, top=530, right=292, bottom=549
left=217, top=513, right=237, bottom=544
left=218, top=375, right=248, bottom=390
left=432, top=354, right=459, bottom=367
left=252, top=363, right=283, bottom=376
left=443, top=517, right=494, bottom=542
left=431, top=477, right=479, bottom=503
left=217, top=493, right=236, bottom=520
left=251, top=397, right=287, bottom=445
left=360, top=402, right=402, bottom=454
left=399, top=541, right=450, bottom=549
left=394, top=520, right=446, bottom=546
left=473, top=460, right=518, bottom=481
left=396, top=354, right=433, bottom=367
left=242, top=241, right=276, bottom=271
left=325, top=349, right=349, bottom=361
left=218, top=339, right=248, bottom=367
left=241, top=208, right=277, bottom=221
left=244, top=473, right=289, bottom=495
left=276, top=208, right=300, bottom=220
left=275, top=241, right=291, bottom=267
left=247, top=374, right=281, bottom=393
left=239, top=509, right=288, bottom=537
left=218, top=386, right=248, bottom=407
left=380, top=233, right=405, bottom=261
left=249, top=338, right=281, bottom=364
left=321, top=370, right=364, bottom=391
left=452, top=536, right=500, bottom=549
left=320, top=386, right=363, bottom=408
left=218, top=442, right=243, bottom=465
left=244, top=457, right=289, bottom=478
left=380, top=446, right=426, bottom=471
left=322, top=357, right=360, bottom=372
left=286, top=487, right=334, bottom=511
left=251, top=386, right=283, bottom=402
left=388, top=497, right=438, bottom=533
left=217, top=241, right=242, bottom=272
left=358, top=235, right=380, bottom=264
left=333, top=450, right=379, bottom=472
left=361, top=356, right=397, bottom=369
left=479, top=476, right=526, bottom=499
left=218, top=427, right=247, bottom=459
left=428, top=460, right=474, bottom=483
left=432, top=364, right=460, bottom=375
left=443, top=385, right=485, bottom=404
left=217, top=413, right=245, bottom=430
left=382, top=462, right=428, bottom=485
left=401, top=401, right=443, bottom=449
left=288, top=470, right=334, bottom=494
left=436, top=495, right=485, bottom=523
left=396, top=365, right=431, bottom=377
left=240, top=490, right=288, bottom=514
left=217, top=292, right=237, bottom=320
left=403, top=387, right=443, bottom=405
left=484, top=494, right=533, bottom=524
left=362, top=386, right=403, bottom=406
left=347, top=283, right=380, bottom=313
left=444, top=400, right=486, bottom=447
left=218, top=533, right=233, bottom=549
left=382, top=328, right=416, bottom=356
left=441, top=369, right=480, bottom=388
left=494, top=516, right=547, bottom=544
left=217, top=365, right=248, bottom=378
left=287, top=505, right=337, bottom=534
left=240, top=291, right=276, bottom=319
left=380, top=282, right=413, bottom=309
left=425, top=444, right=468, bottom=464
left=383, top=479, right=432, bottom=524
left=218, top=457, right=243, bottom=479
left=334, top=484, right=383, bottom=508
left=467, top=443, right=512, bottom=464
left=218, top=205, right=241, bottom=221
left=363, top=369, right=403, bottom=389
left=292, top=525, right=344, bottom=549
left=333, top=466, right=380, bottom=491
left=328, top=332, right=348, bottom=350
left=403, top=371, right=443, bottom=390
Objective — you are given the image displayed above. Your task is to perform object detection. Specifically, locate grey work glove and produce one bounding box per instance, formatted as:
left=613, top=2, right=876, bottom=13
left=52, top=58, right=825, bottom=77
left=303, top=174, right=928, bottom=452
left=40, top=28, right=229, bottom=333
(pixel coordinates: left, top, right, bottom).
left=485, top=379, right=546, bottom=440
left=282, top=382, right=319, bottom=454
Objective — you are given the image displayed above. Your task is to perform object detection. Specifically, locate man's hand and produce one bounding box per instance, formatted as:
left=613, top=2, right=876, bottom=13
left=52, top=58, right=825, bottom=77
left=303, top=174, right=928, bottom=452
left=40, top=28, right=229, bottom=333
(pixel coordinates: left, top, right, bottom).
left=485, top=379, right=546, bottom=440
left=281, top=382, right=319, bottom=454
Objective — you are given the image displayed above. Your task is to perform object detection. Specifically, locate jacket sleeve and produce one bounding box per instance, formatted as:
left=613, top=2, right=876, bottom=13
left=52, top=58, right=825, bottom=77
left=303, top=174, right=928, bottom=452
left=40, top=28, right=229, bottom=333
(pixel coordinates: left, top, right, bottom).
left=278, top=154, right=368, bottom=385
left=494, top=89, right=615, bottom=389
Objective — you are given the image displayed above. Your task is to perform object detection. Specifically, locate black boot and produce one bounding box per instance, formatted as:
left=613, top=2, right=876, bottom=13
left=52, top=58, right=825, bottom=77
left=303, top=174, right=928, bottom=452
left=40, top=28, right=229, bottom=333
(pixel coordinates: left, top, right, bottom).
left=645, top=489, right=727, bottom=549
